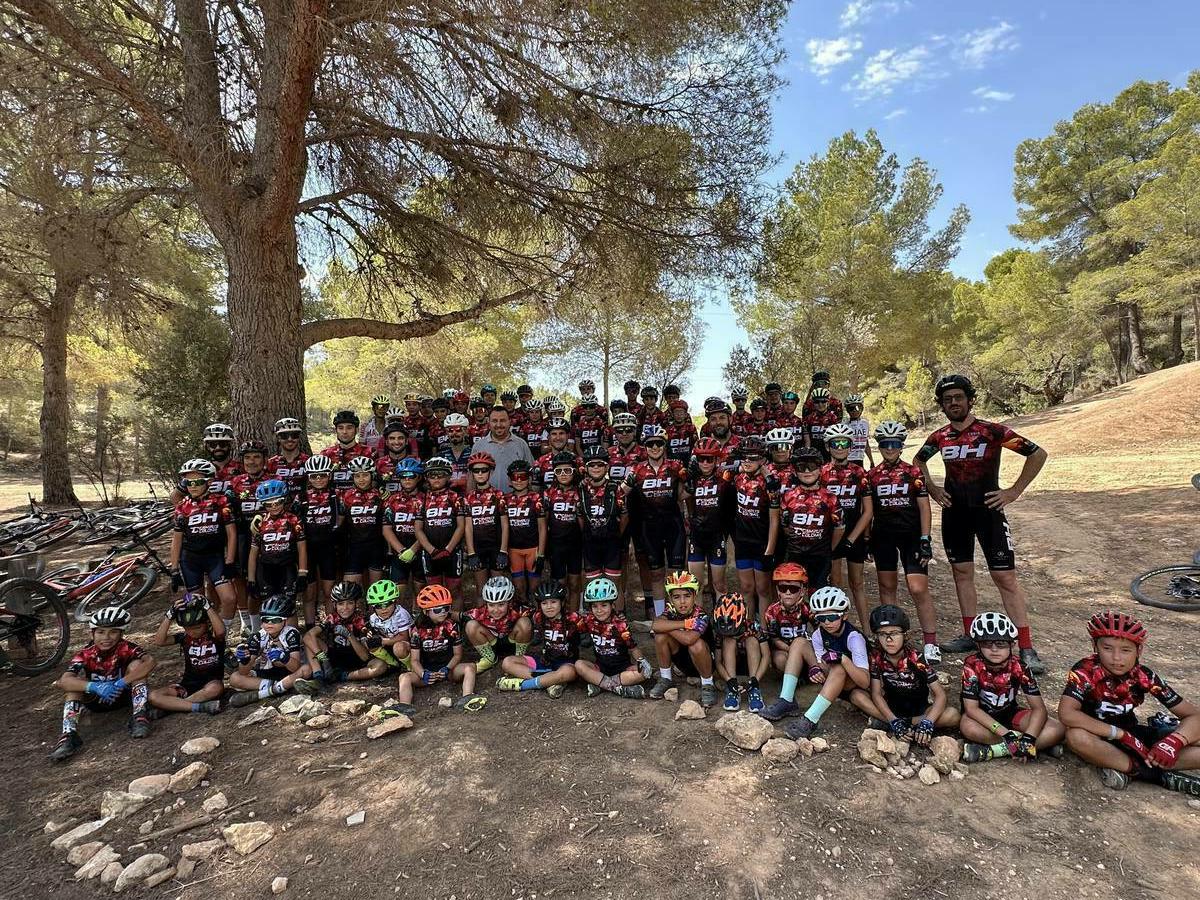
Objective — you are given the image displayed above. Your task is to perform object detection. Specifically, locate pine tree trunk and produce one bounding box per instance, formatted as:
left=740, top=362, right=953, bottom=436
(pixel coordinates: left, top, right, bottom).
left=1193, top=297, right=1200, bottom=362
left=224, top=224, right=307, bottom=443
left=40, top=279, right=79, bottom=505
left=1127, top=303, right=1150, bottom=375
left=1166, top=311, right=1184, bottom=367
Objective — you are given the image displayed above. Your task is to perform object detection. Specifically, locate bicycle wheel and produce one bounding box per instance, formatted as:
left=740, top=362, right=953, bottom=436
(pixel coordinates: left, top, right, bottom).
left=12, top=519, right=81, bottom=553
left=78, top=566, right=159, bottom=620
left=0, top=578, right=71, bottom=675
left=1130, top=564, right=1200, bottom=612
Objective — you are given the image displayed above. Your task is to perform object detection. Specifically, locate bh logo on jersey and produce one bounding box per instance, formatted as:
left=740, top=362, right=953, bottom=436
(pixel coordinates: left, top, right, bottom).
left=979, top=687, right=1017, bottom=709
left=471, top=504, right=497, bottom=520
left=187, top=512, right=219, bottom=528
left=1096, top=700, right=1135, bottom=718
left=790, top=512, right=825, bottom=527
left=350, top=504, right=378, bottom=516
left=261, top=530, right=289, bottom=544
left=737, top=491, right=761, bottom=508
left=552, top=501, right=576, bottom=515
left=941, top=444, right=986, bottom=460
left=426, top=505, right=454, bottom=521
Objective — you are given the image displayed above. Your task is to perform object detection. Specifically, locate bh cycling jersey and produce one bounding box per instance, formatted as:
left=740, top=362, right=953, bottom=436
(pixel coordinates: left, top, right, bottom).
left=686, top=471, right=731, bottom=538
left=464, top=487, right=507, bottom=549
left=581, top=613, right=637, bottom=668
left=252, top=511, right=306, bottom=564
left=730, top=410, right=754, bottom=438
left=544, top=486, right=582, bottom=541
left=637, top=407, right=667, bottom=441
left=518, top=419, right=550, bottom=457
left=665, top=421, right=697, bottom=462
left=624, top=460, right=685, bottom=522
left=820, top=462, right=868, bottom=530
left=579, top=481, right=626, bottom=539
left=384, top=489, right=423, bottom=545
left=210, top=458, right=243, bottom=496
left=732, top=471, right=779, bottom=545
left=402, top=414, right=432, bottom=454
left=1062, top=655, right=1183, bottom=728
left=175, top=629, right=225, bottom=687
left=766, top=461, right=797, bottom=490
left=778, top=486, right=842, bottom=556
left=413, top=619, right=461, bottom=669
left=341, top=487, right=384, bottom=546
left=533, top=610, right=583, bottom=665
left=607, top=442, right=647, bottom=484
left=763, top=600, right=810, bottom=644
left=266, top=452, right=310, bottom=494
left=961, top=653, right=1041, bottom=717
left=67, top=639, right=146, bottom=683
left=377, top=454, right=420, bottom=496
left=574, top=415, right=609, bottom=454
left=536, top=448, right=579, bottom=490
left=469, top=605, right=523, bottom=639
left=418, top=489, right=464, bottom=548
left=227, top=472, right=267, bottom=532
left=869, top=647, right=936, bottom=711
left=803, top=395, right=844, bottom=419
left=504, top=491, right=545, bottom=550
left=915, top=419, right=1039, bottom=508
left=295, top=488, right=340, bottom=543
left=173, top=494, right=234, bottom=555
left=866, top=460, right=927, bottom=534
left=802, top=409, right=841, bottom=447
left=320, top=441, right=376, bottom=493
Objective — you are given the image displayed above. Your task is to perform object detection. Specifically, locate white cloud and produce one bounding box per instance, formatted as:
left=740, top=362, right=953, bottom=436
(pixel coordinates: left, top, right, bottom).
left=883, top=107, right=908, bottom=120
left=840, top=1, right=905, bottom=29
left=806, top=36, right=863, bottom=76
left=955, top=21, right=1019, bottom=68
left=972, top=86, right=1014, bottom=102
left=847, top=45, right=930, bottom=98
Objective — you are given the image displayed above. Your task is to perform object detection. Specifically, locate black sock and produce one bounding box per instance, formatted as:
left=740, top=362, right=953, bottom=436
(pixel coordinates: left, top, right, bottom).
left=749, top=676, right=760, bottom=689
left=1131, top=764, right=1165, bottom=785
left=726, top=678, right=738, bottom=691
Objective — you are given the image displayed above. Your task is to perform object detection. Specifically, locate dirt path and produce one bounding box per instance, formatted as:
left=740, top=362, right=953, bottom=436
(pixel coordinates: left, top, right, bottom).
left=3, top=368, right=1200, bottom=900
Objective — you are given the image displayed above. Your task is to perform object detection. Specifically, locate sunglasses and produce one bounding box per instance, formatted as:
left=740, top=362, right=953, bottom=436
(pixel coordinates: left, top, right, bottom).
left=876, top=629, right=905, bottom=640
left=261, top=615, right=286, bottom=624
left=742, top=454, right=764, bottom=462
left=828, top=439, right=852, bottom=449
left=554, top=467, right=575, bottom=476
left=614, top=427, right=635, bottom=434
left=398, top=473, right=419, bottom=480
left=796, top=462, right=821, bottom=472
left=427, top=606, right=450, bottom=615
left=878, top=440, right=903, bottom=450
left=264, top=498, right=287, bottom=508
left=182, top=477, right=209, bottom=487
left=776, top=583, right=805, bottom=593
left=469, top=467, right=492, bottom=474
left=644, top=441, right=666, bottom=449
left=585, top=461, right=608, bottom=467
left=279, top=432, right=301, bottom=439
left=510, top=472, right=530, bottom=480
left=815, top=613, right=844, bottom=623
left=427, top=471, right=449, bottom=478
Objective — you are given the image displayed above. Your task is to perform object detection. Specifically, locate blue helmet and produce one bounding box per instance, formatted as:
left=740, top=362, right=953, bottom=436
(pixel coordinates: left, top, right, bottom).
left=255, top=479, right=288, bottom=502
left=396, top=457, right=424, bottom=476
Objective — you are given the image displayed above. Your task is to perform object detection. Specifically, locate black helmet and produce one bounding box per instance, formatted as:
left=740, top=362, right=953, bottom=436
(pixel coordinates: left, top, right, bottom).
left=239, top=439, right=268, bottom=457
left=750, top=398, right=767, bottom=410
left=500, top=390, right=518, bottom=402
left=934, top=374, right=976, bottom=401
left=551, top=450, right=577, bottom=468
left=330, top=582, right=364, bottom=604
left=534, top=579, right=567, bottom=603
left=623, top=380, right=641, bottom=392
left=173, top=595, right=209, bottom=627
left=740, top=435, right=767, bottom=457
left=792, top=446, right=823, bottom=466
left=812, top=369, right=831, bottom=384
left=261, top=593, right=292, bottom=618
left=869, top=604, right=910, bottom=633
left=582, top=445, right=610, bottom=463
left=663, top=384, right=681, bottom=398
left=609, top=399, right=628, bottom=411
left=507, top=459, right=531, bottom=477
left=517, top=384, right=534, bottom=396
left=333, top=410, right=359, bottom=427
left=383, top=422, right=409, bottom=437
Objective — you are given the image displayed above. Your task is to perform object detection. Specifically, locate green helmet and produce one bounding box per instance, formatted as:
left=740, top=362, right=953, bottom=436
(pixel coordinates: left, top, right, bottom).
left=582, top=577, right=619, bottom=604
left=366, top=579, right=400, bottom=607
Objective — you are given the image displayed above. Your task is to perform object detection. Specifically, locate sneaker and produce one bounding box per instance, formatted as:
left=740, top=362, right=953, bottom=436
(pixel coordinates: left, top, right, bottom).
left=128, top=712, right=151, bottom=739
left=227, top=690, right=262, bottom=707
left=475, top=655, right=496, bottom=674
left=381, top=702, right=415, bottom=718
left=197, top=700, right=222, bottom=715
left=961, top=742, right=994, bottom=764
left=723, top=687, right=740, bottom=711
left=939, top=634, right=975, bottom=653
left=1045, top=744, right=1065, bottom=759
left=867, top=717, right=890, bottom=731
left=923, top=643, right=942, bottom=665
left=784, top=716, right=818, bottom=740
left=497, top=677, right=524, bottom=692
left=1019, top=647, right=1047, bottom=676
left=699, top=684, right=718, bottom=708
left=586, top=683, right=601, bottom=698
left=293, top=678, right=321, bottom=697
left=747, top=686, right=765, bottom=713
left=455, top=694, right=488, bottom=712
left=759, top=698, right=801, bottom=721
left=49, top=732, right=82, bottom=762
left=649, top=677, right=675, bottom=700
left=1161, top=770, right=1200, bottom=797
left=546, top=684, right=565, bottom=699
left=615, top=684, right=645, bottom=699
left=145, top=706, right=167, bottom=721
left=1099, top=767, right=1130, bottom=791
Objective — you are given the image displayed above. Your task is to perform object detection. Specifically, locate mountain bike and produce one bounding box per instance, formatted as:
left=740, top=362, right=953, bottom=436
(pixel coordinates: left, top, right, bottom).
left=0, top=555, right=70, bottom=675
left=0, top=496, right=83, bottom=553
left=1129, top=473, right=1200, bottom=612
left=41, top=533, right=174, bottom=623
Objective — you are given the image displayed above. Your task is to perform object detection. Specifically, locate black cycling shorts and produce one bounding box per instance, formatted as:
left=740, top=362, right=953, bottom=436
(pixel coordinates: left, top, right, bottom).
left=671, top=638, right=715, bottom=677
left=636, top=516, right=686, bottom=570
left=941, top=504, right=1015, bottom=571
left=838, top=530, right=869, bottom=565
left=345, top=539, right=385, bottom=575
left=471, top=543, right=501, bottom=572
left=582, top=535, right=623, bottom=576
left=884, top=686, right=931, bottom=719
left=783, top=550, right=832, bottom=589
left=687, top=531, right=728, bottom=566
left=548, top=535, right=583, bottom=578
left=307, top=539, right=338, bottom=582
left=256, top=560, right=297, bottom=596
left=596, top=651, right=633, bottom=678
left=179, top=550, right=227, bottom=592
left=870, top=530, right=929, bottom=576
left=421, top=547, right=463, bottom=581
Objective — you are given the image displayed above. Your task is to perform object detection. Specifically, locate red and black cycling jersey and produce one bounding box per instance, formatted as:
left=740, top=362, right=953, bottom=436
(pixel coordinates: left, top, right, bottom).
left=732, top=471, right=779, bottom=545
left=265, top=452, right=310, bottom=494
left=227, top=472, right=267, bottom=531
left=574, top=415, right=609, bottom=453
left=504, top=490, right=545, bottom=550
left=915, top=419, right=1039, bottom=508
left=67, top=639, right=146, bottom=682
left=803, top=395, right=844, bottom=419
left=803, top=409, right=842, bottom=447
left=607, top=442, right=647, bottom=484
left=402, top=414, right=432, bottom=453
left=570, top=404, right=610, bottom=429
left=508, top=408, right=527, bottom=429
left=253, top=511, right=306, bottom=563
left=469, top=420, right=491, bottom=441
left=413, top=618, right=461, bottom=668
left=320, top=441, right=376, bottom=492
left=744, top=415, right=771, bottom=437
left=384, top=489, right=423, bottom=542
left=579, top=480, right=626, bottom=538
left=624, top=459, right=685, bottom=521
left=544, top=485, right=582, bottom=540
left=173, top=493, right=234, bottom=555
left=766, top=461, right=797, bottom=490
left=1062, top=655, right=1183, bottom=728
left=961, top=653, right=1041, bottom=717
left=210, top=458, right=243, bottom=496
left=518, top=419, right=550, bottom=457
left=295, top=488, right=340, bottom=543
left=322, top=610, right=370, bottom=649
left=533, top=610, right=583, bottom=665
left=536, top=448, right=580, bottom=490
left=821, top=461, right=869, bottom=528
left=443, top=444, right=473, bottom=494
left=418, top=489, right=464, bottom=548
left=580, top=613, right=636, bottom=666
left=465, top=487, right=507, bottom=549
left=341, top=487, right=384, bottom=545
left=175, top=629, right=225, bottom=685
left=866, top=460, right=927, bottom=534
left=377, top=454, right=420, bottom=496
left=779, top=486, right=842, bottom=556
left=729, top=410, right=754, bottom=438
left=763, top=600, right=810, bottom=644
left=774, top=412, right=804, bottom=433
left=870, top=647, right=936, bottom=708
left=685, top=470, right=731, bottom=537
left=665, top=421, right=697, bottom=462
left=469, top=604, right=523, bottom=639
left=426, top=420, right=448, bottom=456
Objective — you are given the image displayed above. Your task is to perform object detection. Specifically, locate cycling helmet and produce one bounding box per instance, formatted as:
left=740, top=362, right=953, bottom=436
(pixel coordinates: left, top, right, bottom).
left=970, top=611, right=1018, bottom=642
left=239, top=439, right=268, bottom=457
left=730, top=385, right=749, bottom=400
left=668, top=399, right=689, bottom=411
left=305, top=454, right=333, bottom=473
left=665, top=571, right=699, bottom=594
left=663, top=384, right=681, bottom=398
left=869, top=604, right=910, bottom=634
left=693, top=437, right=723, bottom=458
left=524, top=399, right=543, bottom=412
left=739, top=435, right=766, bottom=457
left=643, top=425, right=667, bottom=442
left=396, top=457, right=424, bottom=476
left=480, top=384, right=497, bottom=395
left=1086, top=610, right=1147, bottom=646
left=712, top=593, right=748, bottom=637
left=580, top=394, right=599, bottom=407
left=844, top=393, right=864, bottom=406
left=507, top=459, right=531, bottom=477
left=366, top=579, right=400, bottom=607
left=765, top=427, right=794, bottom=448
left=812, top=369, right=831, bottom=384
left=579, top=379, right=595, bottom=391
left=89, top=605, right=131, bottom=630
left=551, top=450, right=577, bottom=468
left=548, top=417, right=570, bottom=432
left=534, top=579, right=567, bottom=603
left=810, top=388, right=831, bottom=402
left=705, top=400, right=730, bottom=416
left=468, top=451, right=496, bottom=469
left=385, top=405, right=405, bottom=422
left=255, top=479, right=288, bottom=502
left=623, top=380, right=640, bottom=392
left=203, top=423, right=234, bottom=443
left=424, top=456, right=452, bottom=475
left=172, top=595, right=209, bottom=627
left=773, top=562, right=809, bottom=584
left=500, top=390, right=518, bottom=402
left=383, top=422, right=408, bottom=438
left=641, top=385, right=659, bottom=398
left=453, top=391, right=469, bottom=404
left=612, top=412, right=638, bottom=430
left=419, top=395, right=435, bottom=404
left=582, top=445, right=610, bottom=464
left=431, top=397, right=450, bottom=411
left=792, top=447, right=823, bottom=466
left=934, top=373, right=976, bottom=401
left=874, top=421, right=908, bottom=443
left=764, top=382, right=782, bottom=394
left=442, top=388, right=457, bottom=399
left=809, top=586, right=851, bottom=615
left=371, top=394, right=390, bottom=406
left=782, top=391, right=800, bottom=403
left=260, top=593, right=292, bottom=618
left=750, top=398, right=767, bottom=411
left=823, top=422, right=854, bottom=443
left=482, top=576, right=515, bottom=605
left=333, top=410, right=359, bottom=427
left=403, top=392, right=420, bottom=403
left=347, top=456, right=375, bottom=474
left=274, top=417, right=302, bottom=435
left=179, top=458, right=217, bottom=478
left=582, top=577, right=619, bottom=604
left=470, top=397, right=487, bottom=409
left=543, top=395, right=564, bottom=409
left=330, top=582, right=364, bottom=604
left=703, top=396, right=724, bottom=411
left=609, top=399, right=627, bottom=412
left=517, top=384, right=534, bottom=396
left=416, top=584, right=453, bottom=610
left=443, top=413, right=469, bottom=428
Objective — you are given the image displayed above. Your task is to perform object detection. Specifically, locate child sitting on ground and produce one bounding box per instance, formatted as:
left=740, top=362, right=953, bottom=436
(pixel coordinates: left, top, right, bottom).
left=867, top=604, right=958, bottom=747
left=465, top=576, right=533, bottom=672
left=759, top=563, right=822, bottom=722
left=498, top=579, right=581, bottom=697
left=149, top=593, right=225, bottom=718
left=297, top=581, right=385, bottom=693
left=649, top=571, right=717, bottom=707
left=387, top=584, right=485, bottom=715
left=713, top=592, right=769, bottom=713
left=575, top=577, right=651, bottom=699
left=227, top=593, right=310, bottom=706
left=364, top=578, right=412, bottom=672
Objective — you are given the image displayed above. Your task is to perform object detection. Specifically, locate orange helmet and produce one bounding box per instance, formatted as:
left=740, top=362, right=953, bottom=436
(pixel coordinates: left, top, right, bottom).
left=773, top=562, right=809, bottom=584
left=693, top=437, right=723, bottom=459
left=665, top=571, right=699, bottom=594
left=1086, top=610, right=1146, bottom=646
left=416, top=584, right=453, bottom=610
left=712, top=592, right=748, bottom=637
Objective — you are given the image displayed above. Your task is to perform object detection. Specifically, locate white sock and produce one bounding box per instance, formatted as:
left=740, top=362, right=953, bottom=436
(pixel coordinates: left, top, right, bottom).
left=222, top=617, right=235, bottom=634
left=249, top=614, right=261, bottom=632
left=700, top=676, right=714, bottom=686
left=660, top=668, right=672, bottom=680
left=653, top=598, right=665, bottom=616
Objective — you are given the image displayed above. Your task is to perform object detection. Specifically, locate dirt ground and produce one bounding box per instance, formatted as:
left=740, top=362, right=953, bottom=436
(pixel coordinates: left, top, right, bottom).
left=3, top=365, right=1200, bottom=900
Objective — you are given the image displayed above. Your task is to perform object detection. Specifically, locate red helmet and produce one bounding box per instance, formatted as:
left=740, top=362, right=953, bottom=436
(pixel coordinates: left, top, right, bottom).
left=453, top=390, right=469, bottom=404
left=693, top=437, right=723, bottom=459
left=467, top=451, right=495, bottom=469
left=1086, top=611, right=1147, bottom=646
left=668, top=399, right=689, bottom=411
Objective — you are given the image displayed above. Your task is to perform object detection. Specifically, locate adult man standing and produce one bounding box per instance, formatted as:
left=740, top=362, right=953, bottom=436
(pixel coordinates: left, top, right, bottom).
left=914, top=374, right=1048, bottom=674
left=471, top=407, right=534, bottom=493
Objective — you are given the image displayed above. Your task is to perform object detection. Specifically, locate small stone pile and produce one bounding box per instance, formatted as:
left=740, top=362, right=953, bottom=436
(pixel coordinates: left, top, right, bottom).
left=857, top=728, right=968, bottom=784
left=712, top=710, right=832, bottom=762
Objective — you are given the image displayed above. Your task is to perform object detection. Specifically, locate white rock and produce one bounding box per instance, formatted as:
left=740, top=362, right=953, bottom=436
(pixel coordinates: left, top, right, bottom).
left=169, top=761, right=211, bottom=793
left=66, top=841, right=104, bottom=866
left=345, top=810, right=366, bottom=826
left=761, top=738, right=799, bottom=764
left=176, top=857, right=196, bottom=880
left=297, top=701, right=326, bottom=723
left=180, top=838, right=224, bottom=859
left=918, top=764, right=941, bottom=786
left=331, top=699, right=367, bottom=717
left=223, top=821, right=275, bottom=855
left=795, top=738, right=815, bottom=758
left=663, top=687, right=679, bottom=702
left=113, top=852, right=169, bottom=893
left=899, top=766, right=915, bottom=779
left=278, top=695, right=309, bottom=715
left=44, top=819, right=73, bottom=834
left=180, top=736, right=220, bottom=755
left=929, top=735, right=960, bottom=775
left=674, top=699, right=705, bottom=720
left=202, top=792, right=229, bottom=814
left=144, top=866, right=176, bottom=888
left=876, top=733, right=897, bottom=754
left=74, top=844, right=120, bottom=880
left=272, top=876, right=290, bottom=894
left=715, top=711, right=774, bottom=750
left=949, top=769, right=966, bottom=781
left=99, top=861, right=123, bottom=887
left=1188, top=798, right=1200, bottom=810
left=238, top=705, right=280, bottom=727
left=810, top=736, right=830, bottom=753
left=305, top=714, right=333, bottom=729
left=436, top=697, right=453, bottom=710
left=125, top=774, right=171, bottom=799
left=100, top=790, right=150, bottom=820
left=366, top=715, right=413, bottom=739
left=856, top=730, right=888, bottom=768
left=52, top=817, right=112, bottom=851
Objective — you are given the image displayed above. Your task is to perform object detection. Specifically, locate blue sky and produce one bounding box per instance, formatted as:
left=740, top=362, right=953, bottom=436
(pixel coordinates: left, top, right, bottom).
left=687, top=0, right=1200, bottom=400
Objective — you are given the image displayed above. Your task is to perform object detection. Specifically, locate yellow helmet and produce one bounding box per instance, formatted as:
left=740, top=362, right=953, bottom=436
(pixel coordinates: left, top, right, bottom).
left=665, top=570, right=700, bottom=595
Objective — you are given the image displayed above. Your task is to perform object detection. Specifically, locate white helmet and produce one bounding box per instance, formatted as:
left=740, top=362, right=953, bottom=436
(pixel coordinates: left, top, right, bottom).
left=730, top=384, right=749, bottom=400
left=612, top=412, right=638, bottom=430
left=347, top=456, right=376, bottom=473
left=203, top=423, right=234, bottom=443
left=643, top=424, right=667, bottom=441
left=809, top=586, right=851, bottom=615
left=765, top=427, right=794, bottom=448
left=443, top=413, right=470, bottom=428
left=482, top=576, right=515, bottom=605
left=385, top=405, right=405, bottom=421
left=442, top=388, right=457, bottom=399
left=874, top=420, right=908, bottom=443
left=970, top=612, right=1018, bottom=642
left=823, top=422, right=854, bottom=443
left=548, top=417, right=570, bottom=432
left=524, top=399, right=543, bottom=412
left=179, top=458, right=217, bottom=478
left=305, top=454, right=333, bottom=473
left=845, top=393, right=864, bottom=406
left=89, top=605, right=132, bottom=629
left=274, top=417, right=302, bottom=435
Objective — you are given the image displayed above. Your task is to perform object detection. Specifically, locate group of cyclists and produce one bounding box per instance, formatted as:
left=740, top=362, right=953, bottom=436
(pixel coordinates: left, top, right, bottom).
left=43, top=372, right=1200, bottom=798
